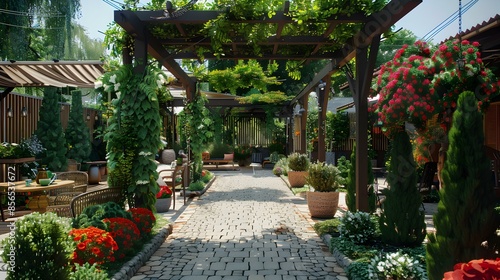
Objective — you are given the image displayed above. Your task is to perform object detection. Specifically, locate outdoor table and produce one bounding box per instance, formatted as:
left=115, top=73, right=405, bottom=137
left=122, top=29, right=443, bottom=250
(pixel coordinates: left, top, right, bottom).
left=0, top=179, right=75, bottom=217
left=250, top=163, right=262, bottom=176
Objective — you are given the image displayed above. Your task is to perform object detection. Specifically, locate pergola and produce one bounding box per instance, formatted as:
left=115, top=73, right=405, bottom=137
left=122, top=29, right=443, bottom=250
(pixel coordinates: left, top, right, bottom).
left=114, top=0, right=421, bottom=211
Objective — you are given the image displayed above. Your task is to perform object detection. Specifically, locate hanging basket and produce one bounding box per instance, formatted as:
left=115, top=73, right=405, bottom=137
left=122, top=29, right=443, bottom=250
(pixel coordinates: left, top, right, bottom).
left=288, top=171, right=308, bottom=188
left=307, top=191, right=339, bottom=218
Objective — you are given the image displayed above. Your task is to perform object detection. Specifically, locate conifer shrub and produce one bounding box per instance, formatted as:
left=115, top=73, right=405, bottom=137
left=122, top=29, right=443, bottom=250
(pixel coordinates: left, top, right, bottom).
left=65, top=90, right=92, bottom=163
left=35, top=87, right=68, bottom=171
left=1, top=212, right=74, bottom=280
left=426, top=91, right=497, bottom=279
left=379, top=130, right=426, bottom=247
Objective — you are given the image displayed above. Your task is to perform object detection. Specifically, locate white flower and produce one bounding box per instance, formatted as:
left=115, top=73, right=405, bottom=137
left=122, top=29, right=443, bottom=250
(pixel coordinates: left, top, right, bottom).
left=114, top=82, right=120, bottom=91
left=136, top=180, right=149, bottom=185
left=109, top=74, right=117, bottom=84
left=94, top=80, right=103, bottom=89
left=198, top=124, right=204, bottom=130
left=139, top=151, right=153, bottom=156
left=116, top=92, right=121, bottom=99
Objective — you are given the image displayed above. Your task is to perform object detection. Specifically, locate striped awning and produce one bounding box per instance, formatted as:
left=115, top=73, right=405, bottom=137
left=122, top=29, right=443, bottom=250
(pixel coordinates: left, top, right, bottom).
left=0, top=60, right=104, bottom=88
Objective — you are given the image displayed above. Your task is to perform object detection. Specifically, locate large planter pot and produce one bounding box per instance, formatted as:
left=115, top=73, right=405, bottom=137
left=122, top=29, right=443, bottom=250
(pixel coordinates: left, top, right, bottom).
left=288, top=171, right=308, bottom=188
left=307, top=191, right=339, bottom=218
left=155, top=197, right=172, bottom=213
left=237, top=158, right=250, bottom=167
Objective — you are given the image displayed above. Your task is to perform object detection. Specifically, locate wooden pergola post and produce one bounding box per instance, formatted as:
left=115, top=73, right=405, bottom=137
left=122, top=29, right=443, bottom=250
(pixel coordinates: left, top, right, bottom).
left=317, top=76, right=331, bottom=162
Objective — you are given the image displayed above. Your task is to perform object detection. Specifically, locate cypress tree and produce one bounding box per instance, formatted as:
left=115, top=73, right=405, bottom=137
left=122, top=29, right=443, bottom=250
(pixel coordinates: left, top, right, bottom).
left=379, top=130, right=426, bottom=246
left=346, top=142, right=376, bottom=213
left=35, top=87, right=67, bottom=171
left=65, top=90, right=91, bottom=163
left=426, top=91, right=496, bottom=279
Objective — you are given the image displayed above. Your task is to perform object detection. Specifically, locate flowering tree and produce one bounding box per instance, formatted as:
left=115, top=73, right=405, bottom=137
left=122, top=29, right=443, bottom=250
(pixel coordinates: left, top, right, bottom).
left=372, top=39, right=500, bottom=184
left=373, top=39, right=499, bottom=135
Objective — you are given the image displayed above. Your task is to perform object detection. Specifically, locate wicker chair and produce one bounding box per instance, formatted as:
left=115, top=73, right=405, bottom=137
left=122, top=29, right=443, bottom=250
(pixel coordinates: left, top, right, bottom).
left=48, top=171, right=88, bottom=206
left=45, top=205, right=73, bottom=218
left=70, top=187, right=125, bottom=218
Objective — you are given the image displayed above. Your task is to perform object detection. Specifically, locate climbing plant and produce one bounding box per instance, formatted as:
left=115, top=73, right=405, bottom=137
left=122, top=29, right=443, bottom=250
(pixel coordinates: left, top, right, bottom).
left=98, top=64, right=169, bottom=210
left=177, top=90, right=214, bottom=182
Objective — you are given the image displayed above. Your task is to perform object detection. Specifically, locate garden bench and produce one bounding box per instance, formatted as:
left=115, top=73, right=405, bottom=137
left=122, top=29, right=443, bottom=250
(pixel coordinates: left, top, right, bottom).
left=203, top=153, right=236, bottom=169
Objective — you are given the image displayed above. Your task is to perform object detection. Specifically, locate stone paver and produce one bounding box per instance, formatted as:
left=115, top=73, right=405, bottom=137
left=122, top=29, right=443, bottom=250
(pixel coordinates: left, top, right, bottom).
left=135, top=169, right=347, bottom=279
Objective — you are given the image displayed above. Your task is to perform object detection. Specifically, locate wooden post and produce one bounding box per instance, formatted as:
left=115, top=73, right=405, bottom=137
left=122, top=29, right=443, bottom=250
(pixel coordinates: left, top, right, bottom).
left=317, top=76, right=331, bottom=162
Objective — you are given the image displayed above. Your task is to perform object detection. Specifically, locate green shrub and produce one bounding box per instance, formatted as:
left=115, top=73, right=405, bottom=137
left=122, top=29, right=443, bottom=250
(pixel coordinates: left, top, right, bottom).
left=313, top=218, right=341, bottom=236
left=201, top=170, right=214, bottom=183
left=72, top=201, right=131, bottom=230
left=70, top=263, right=108, bottom=280
left=346, top=261, right=371, bottom=280
left=1, top=212, right=74, bottom=280
left=305, top=162, right=341, bottom=192
left=338, top=211, right=376, bottom=244
left=336, top=156, right=351, bottom=187
left=287, top=152, right=309, bottom=171
left=274, top=157, right=289, bottom=176
left=188, top=181, right=205, bottom=191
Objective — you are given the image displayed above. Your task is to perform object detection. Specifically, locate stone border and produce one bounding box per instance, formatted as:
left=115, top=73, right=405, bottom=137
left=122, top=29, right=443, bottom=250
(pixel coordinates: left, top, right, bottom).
left=111, top=224, right=173, bottom=280
left=320, top=234, right=353, bottom=269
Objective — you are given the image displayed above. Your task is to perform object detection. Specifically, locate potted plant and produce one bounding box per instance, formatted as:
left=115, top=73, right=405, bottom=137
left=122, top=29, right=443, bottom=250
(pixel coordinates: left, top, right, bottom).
left=305, top=162, right=341, bottom=218
left=155, top=185, right=172, bottom=213
left=234, top=145, right=252, bottom=166
left=287, top=153, right=310, bottom=187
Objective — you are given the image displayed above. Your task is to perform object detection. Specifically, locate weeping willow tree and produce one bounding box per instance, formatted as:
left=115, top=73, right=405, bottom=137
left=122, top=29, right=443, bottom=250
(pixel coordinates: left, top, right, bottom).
left=0, top=0, right=81, bottom=60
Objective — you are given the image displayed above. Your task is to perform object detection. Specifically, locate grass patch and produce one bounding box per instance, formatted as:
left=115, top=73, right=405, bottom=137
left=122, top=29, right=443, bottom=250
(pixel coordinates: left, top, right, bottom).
left=290, top=186, right=309, bottom=195
left=313, top=218, right=341, bottom=236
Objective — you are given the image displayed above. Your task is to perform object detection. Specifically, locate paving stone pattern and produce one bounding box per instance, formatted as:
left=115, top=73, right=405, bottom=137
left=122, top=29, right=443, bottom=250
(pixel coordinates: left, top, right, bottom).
left=133, top=172, right=347, bottom=280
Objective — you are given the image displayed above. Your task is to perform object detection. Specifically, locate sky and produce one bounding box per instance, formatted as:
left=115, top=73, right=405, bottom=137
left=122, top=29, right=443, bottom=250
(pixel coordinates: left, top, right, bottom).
left=77, top=0, right=500, bottom=44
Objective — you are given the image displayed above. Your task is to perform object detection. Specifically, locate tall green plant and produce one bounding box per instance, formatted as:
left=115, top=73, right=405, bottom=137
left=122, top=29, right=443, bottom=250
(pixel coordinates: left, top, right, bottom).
left=379, top=130, right=426, bottom=247
left=426, top=91, right=497, bottom=279
left=35, top=87, right=67, bottom=171
left=102, top=65, right=165, bottom=210
left=346, top=143, right=376, bottom=213
left=178, top=90, right=214, bottom=181
left=65, top=90, right=91, bottom=163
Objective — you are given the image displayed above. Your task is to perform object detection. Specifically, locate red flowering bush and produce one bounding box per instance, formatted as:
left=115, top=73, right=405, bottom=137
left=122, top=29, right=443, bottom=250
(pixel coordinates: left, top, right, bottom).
left=69, top=226, right=118, bottom=266
left=156, top=185, right=172, bottom=199
left=127, top=208, right=156, bottom=236
left=103, top=217, right=140, bottom=259
left=443, top=258, right=500, bottom=279
left=372, top=39, right=500, bottom=137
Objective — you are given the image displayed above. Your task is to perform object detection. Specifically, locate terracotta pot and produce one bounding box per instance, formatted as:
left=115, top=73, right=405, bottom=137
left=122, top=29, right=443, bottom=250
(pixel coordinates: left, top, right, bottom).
left=307, top=191, right=339, bottom=218
left=155, top=197, right=172, bottom=213
left=288, top=171, right=308, bottom=188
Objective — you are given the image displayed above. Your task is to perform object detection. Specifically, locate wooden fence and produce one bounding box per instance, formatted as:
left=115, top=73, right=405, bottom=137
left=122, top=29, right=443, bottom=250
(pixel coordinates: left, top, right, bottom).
left=1, top=92, right=100, bottom=144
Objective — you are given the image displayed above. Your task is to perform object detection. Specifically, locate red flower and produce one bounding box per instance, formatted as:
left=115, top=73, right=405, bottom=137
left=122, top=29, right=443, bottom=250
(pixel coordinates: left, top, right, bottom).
left=103, top=217, right=140, bottom=260
left=127, top=208, right=156, bottom=236
left=156, top=185, right=172, bottom=199
left=69, top=226, right=118, bottom=267
left=444, top=259, right=500, bottom=279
